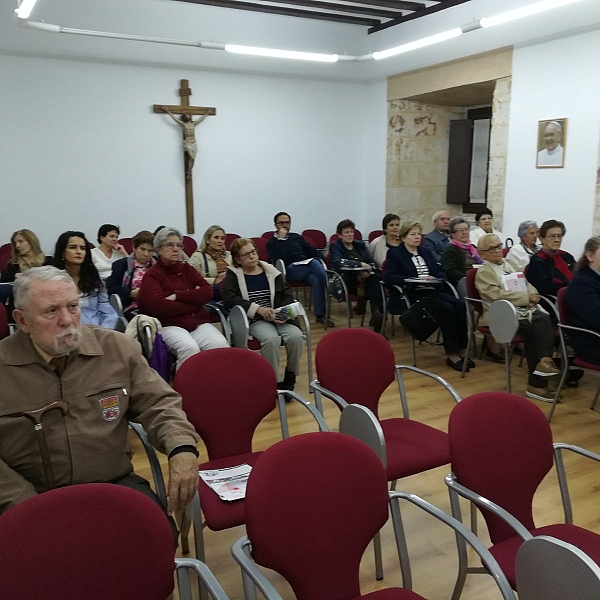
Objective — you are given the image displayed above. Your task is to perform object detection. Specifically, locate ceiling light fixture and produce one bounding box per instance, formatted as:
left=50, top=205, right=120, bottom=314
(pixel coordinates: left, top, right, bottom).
left=480, top=0, right=586, bottom=28
left=225, top=44, right=338, bottom=62
left=373, top=28, right=462, bottom=60
left=14, top=0, right=39, bottom=19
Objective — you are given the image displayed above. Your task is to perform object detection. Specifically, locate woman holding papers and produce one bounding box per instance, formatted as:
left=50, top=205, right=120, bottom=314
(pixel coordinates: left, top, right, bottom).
left=475, top=234, right=559, bottom=402
left=223, top=238, right=303, bottom=391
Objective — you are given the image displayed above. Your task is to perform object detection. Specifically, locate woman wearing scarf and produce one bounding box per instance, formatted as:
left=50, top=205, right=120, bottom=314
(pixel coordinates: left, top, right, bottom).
left=506, top=220, right=541, bottom=270
left=441, top=217, right=483, bottom=285
left=189, top=225, right=232, bottom=302
left=526, top=219, right=575, bottom=297
left=106, top=230, right=157, bottom=321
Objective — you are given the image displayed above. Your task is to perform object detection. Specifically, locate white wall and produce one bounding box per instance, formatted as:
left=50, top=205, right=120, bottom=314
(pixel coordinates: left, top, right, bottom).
left=0, top=54, right=387, bottom=252
left=503, top=30, right=600, bottom=256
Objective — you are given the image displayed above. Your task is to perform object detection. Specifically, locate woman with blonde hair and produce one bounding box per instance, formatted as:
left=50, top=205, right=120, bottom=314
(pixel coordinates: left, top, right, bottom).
left=189, top=225, right=232, bottom=301
left=1, top=229, right=52, bottom=283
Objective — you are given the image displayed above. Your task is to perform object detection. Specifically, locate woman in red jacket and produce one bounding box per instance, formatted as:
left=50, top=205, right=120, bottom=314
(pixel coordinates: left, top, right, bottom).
left=138, top=227, right=228, bottom=370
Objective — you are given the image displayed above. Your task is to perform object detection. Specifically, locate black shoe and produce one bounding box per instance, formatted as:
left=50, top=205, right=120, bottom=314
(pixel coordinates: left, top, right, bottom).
left=447, top=357, right=468, bottom=373
left=315, top=316, right=335, bottom=327
left=279, top=369, right=296, bottom=392
left=485, top=349, right=505, bottom=363
left=465, top=358, right=475, bottom=369
left=369, top=311, right=384, bottom=331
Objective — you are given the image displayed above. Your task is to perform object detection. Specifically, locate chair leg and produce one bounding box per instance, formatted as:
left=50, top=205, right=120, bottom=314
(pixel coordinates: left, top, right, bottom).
left=241, top=542, right=258, bottom=600
left=470, top=502, right=477, bottom=536
left=189, top=494, right=208, bottom=600
left=448, top=489, right=468, bottom=600
left=374, top=530, right=384, bottom=580
left=411, top=337, right=417, bottom=367
left=346, top=300, right=352, bottom=329
left=591, top=384, right=600, bottom=410
left=391, top=315, right=396, bottom=336
left=504, top=344, right=511, bottom=393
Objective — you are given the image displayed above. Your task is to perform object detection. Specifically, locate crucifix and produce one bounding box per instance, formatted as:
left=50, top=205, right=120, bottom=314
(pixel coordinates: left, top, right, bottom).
left=154, top=79, right=216, bottom=234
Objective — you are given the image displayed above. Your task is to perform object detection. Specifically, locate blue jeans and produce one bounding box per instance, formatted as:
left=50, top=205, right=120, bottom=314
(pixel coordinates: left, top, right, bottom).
left=286, top=260, right=327, bottom=317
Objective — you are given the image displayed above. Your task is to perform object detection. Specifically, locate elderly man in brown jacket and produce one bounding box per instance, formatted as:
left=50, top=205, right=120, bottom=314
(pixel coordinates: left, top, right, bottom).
left=0, top=266, right=200, bottom=520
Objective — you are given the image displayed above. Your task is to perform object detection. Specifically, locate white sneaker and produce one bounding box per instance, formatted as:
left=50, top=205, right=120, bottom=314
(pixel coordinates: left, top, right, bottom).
left=533, top=358, right=561, bottom=377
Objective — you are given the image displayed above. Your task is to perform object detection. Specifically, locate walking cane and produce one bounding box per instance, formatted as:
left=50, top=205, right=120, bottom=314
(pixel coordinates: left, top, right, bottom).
left=13, top=401, right=69, bottom=490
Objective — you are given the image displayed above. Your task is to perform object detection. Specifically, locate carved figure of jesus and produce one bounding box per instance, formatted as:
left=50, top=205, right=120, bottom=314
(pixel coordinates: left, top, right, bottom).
left=162, top=106, right=209, bottom=179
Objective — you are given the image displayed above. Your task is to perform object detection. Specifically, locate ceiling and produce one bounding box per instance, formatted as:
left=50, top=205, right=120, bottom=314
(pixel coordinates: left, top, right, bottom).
left=174, top=0, right=472, bottom=32
left=2, top=0, right=600, bottom=81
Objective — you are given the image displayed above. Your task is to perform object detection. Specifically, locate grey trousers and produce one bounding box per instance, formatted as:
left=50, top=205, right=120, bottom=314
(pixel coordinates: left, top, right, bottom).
left=249, top=320, right=303, bottom=380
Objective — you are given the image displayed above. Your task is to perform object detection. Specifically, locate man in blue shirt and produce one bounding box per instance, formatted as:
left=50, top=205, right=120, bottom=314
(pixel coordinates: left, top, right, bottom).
left=266, top=212, right=334, bottom=326
left=422, top=211, right=450, bottom=263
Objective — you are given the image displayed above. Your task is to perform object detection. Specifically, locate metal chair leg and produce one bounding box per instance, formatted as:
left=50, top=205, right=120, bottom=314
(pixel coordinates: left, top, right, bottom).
left=374, top=530, right=384, bottom=580
left=590, top=384, right=600, bottom=410
left=504, top=344, right=512, bottom=393
left=449, top=488, right=468, bottom=600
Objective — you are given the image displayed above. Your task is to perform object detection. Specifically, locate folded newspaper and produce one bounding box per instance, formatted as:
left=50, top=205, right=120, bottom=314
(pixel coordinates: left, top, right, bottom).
left=199, top=464, right=252, bottom=501
left=274, top=301, right=302, bottom=321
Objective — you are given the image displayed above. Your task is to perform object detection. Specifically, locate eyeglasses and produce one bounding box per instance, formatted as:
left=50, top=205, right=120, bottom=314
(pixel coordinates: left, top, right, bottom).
left=453, top=227, right=470, bottom=233
left=276, top=220, right=291, bottom=226
left=239, top=249, right=258, bottom=259
left=163, top=243, right=183, bottom=249
left=545, top=234, right=563, bottom=240
left=483, top=244, right=503, bottom=252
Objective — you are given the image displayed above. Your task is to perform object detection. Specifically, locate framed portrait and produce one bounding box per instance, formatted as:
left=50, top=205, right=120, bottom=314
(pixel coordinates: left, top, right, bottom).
left=536, top=118, right=567, bottom=169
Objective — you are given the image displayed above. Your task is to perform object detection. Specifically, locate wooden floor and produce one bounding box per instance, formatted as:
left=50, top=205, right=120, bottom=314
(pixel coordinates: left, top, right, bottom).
left=131, top=302, right=600, bottom=600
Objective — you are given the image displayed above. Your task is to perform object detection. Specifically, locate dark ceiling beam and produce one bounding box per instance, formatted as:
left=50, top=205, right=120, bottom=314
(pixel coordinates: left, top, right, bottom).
left=177, top=0, right=381, bottom=26
left=260, top=0, right=402, bottom=19
left=335, top=0, right=425, bottom=9
left=369, top=0, right=472, bottom=33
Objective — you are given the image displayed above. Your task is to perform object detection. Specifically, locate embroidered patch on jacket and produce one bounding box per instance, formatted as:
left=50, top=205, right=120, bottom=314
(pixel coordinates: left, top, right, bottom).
left=99, top=395, right=120, bottom=422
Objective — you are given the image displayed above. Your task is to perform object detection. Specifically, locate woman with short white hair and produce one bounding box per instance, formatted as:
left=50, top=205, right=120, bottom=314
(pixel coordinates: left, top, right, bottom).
left=506, top=220, right=540, bottom=270
left=137, top=227, right=229, bottom=370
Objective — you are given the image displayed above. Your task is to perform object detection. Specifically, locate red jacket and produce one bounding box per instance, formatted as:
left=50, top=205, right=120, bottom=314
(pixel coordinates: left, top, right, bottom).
left=138, top=260, right=213, bottom=331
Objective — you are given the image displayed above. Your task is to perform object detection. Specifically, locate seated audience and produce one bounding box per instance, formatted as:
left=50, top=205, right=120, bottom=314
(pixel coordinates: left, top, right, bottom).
left=422, top=211, right=451, bottom=263
left=506, top=220, right=541, bottom=270
left=223, top=238, right=303, bottom=390
left=137, top=227, right=229, bottom=370
left=1, top=229, right=52, bottom=283
left=91, top=224, right=128, bottom=279
left=368, top=213, right=401, bottom=268
left=526, top=219, right=575, bottom=296
left=441, top=217, right=482, bottom=285
left=330, top=219, right=383, bottom=332
left=189, top=225, right=232, bottom=301
left=54, top=231, right=118, bottom=330
left=106, top=230, right=156, bottom=321
left=385, top=221, right=469, bottom=372
left=266, top=212, right=333, bottom=327
left=470, top=208, right=504, bottom=247
left=475, top=234, right=560, bottom=401
left=565, top=236, right=600, bottom=366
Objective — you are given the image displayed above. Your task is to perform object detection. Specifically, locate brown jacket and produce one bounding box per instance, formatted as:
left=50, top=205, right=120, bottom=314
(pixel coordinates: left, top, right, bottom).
left=0, top=326, right=199, bottom=513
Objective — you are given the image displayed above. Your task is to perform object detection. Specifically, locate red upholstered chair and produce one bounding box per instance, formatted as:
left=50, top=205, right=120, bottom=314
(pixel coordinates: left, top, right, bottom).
left=0, top=243, right=11, bottom=273
left=182, top=235, right=198, bottom=256
left=311, top=329, right=461, bottom=578
left=119, top=237, right=133, bottom=254
left=250, top=237, right=269, bottom=262
left=369, top=229, right=384, bottom=242
left=232, top=432, right=516, bottom=600
left=225, top=233, right=241, bottom=250
left=547, top=287, right=600, bottom=421
left=502, top=247, right=510, bottom=258
left=0, top=483, right=229, bottom=600
left=261, top=231, right=273, bottom=241
left=301, top=228, right=327, bottom=250
left=173, top=348, right=327, bottom=564
left=446, top=392, right=600, bottom=596
left=0, top=303, right=9, bottom=340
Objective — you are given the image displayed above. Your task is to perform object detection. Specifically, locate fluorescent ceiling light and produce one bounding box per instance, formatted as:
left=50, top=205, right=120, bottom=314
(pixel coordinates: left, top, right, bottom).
left=480, top=0, right=586, bottom=28
left=373, top=28, right=462, bottom=60
left=15, top=0, right=39, bottom=19
left=225, top=44, right=338, bottom=63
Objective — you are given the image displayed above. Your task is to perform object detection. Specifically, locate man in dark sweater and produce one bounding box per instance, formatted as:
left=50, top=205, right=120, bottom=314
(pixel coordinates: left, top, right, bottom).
left=266, top=212, right=334, bottom=326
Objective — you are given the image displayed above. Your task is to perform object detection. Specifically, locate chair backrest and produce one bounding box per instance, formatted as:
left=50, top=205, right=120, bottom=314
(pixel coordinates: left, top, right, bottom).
left=0, top=484, right=175, bottom=600
left=261, top=231, right=273, bottom=240
left=119, top=237, right=133, bottom=254
left=315, top=329, right=395, bottom=417
left=449, top=393, right=554, bottom=544
left=0, top=245, right=12, bottom=272
left=557, top=286, right=569, bottom=325
left=182, top=235, right=197, bottom=256
left=250, top=237, right=269, bottom=261
left=339, top=404, right=386, bottom=467
left=173, top=348, right=277, bottom=460
left=245, top=432, right=389, bottom=600
left=301, top=229, right=326, bottom=250
left=225, top=233, right=241, bottom=250
left=0, top=303, right=9, bottom=340
left=488, top=300, right=519, bottom=344
left=368, top=229, right=384, bottom=242
left=516, top=536, right=600, bottom=600
left=466, top=268, right=483, bottom=315
left=502, top=247, right=510, bottom=257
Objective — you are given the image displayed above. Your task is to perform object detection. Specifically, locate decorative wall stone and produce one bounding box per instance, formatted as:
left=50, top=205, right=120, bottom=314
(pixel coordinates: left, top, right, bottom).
left=487, top=77, right=512, bottom=230
left=386, top=100, right=466, bottom=227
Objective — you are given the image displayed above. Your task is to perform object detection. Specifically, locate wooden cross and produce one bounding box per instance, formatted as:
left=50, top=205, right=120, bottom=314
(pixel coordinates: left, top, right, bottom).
left=153, top=79, right=216, bottom=234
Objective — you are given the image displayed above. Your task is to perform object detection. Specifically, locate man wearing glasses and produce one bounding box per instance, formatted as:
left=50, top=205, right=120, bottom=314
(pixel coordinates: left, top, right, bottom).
left=266, top=212, right=334, bottom=327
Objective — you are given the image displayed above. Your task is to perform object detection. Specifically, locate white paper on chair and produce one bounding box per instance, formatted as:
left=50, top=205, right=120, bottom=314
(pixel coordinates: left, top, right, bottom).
left=501, top=272, right=527, bottom=293
left=199, top=464, right=252, bottom=501
left=291, top=258, right=314, bottom=266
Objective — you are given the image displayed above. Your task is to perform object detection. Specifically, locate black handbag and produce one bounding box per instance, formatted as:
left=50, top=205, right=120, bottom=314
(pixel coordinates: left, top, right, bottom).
left=400, top=296, right=442, bottom=341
